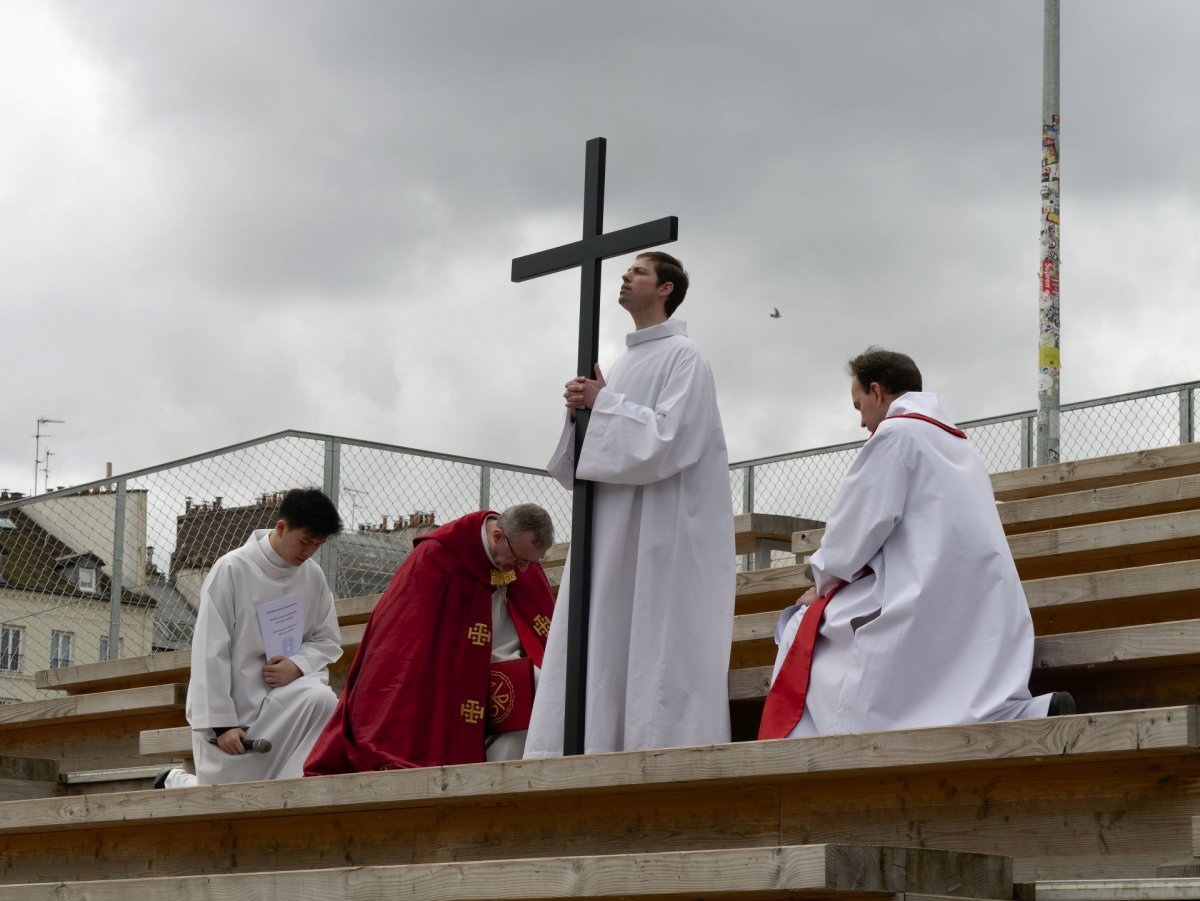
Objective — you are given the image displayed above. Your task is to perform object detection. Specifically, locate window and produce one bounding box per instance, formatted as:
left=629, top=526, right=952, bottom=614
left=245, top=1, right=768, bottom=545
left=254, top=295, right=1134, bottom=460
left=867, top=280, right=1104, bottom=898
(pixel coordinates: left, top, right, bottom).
left=50, top=631, right=72, bottom=669
left=99, top=637, right=109, bottom=663
left=77, top=565, right=97, bottom=594
left=0, top=626, right=22, bottom=673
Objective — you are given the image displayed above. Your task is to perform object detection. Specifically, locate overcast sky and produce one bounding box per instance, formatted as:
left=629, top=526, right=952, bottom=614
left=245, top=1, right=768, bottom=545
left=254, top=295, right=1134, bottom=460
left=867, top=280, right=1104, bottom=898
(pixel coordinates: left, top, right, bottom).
left=2, top=0, right=1197, bottom=496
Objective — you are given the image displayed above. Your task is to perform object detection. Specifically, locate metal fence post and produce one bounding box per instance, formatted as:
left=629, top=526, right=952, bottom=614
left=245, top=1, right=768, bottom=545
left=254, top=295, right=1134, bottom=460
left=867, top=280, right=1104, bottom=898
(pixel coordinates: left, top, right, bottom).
left=109, top=480, right=126, bottom=659
left=480, top=465, right=491, bottom=511
left=321, top=439, right=341, bottom=595
left=741, top=465, right=755, bottom=569
left=1182, top=388, right=1195, bottom=445
left=1021, top=416, right=1034, bottom=469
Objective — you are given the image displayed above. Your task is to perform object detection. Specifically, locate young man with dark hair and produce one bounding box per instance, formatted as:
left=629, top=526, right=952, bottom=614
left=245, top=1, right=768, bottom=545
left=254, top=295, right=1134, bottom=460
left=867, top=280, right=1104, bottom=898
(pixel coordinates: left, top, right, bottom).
left=157, top=487, right=344, bottom=788
left=304, top=504, right=556, bottom=772
left=759, top=349, right=1068, bottom=741
left=525, top=251, right=735, bottom=757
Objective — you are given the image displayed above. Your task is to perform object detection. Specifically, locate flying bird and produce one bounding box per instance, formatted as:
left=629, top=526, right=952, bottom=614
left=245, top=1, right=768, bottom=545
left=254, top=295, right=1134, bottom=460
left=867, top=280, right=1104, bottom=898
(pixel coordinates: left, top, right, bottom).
left=769, top=307, right=781, bottom=318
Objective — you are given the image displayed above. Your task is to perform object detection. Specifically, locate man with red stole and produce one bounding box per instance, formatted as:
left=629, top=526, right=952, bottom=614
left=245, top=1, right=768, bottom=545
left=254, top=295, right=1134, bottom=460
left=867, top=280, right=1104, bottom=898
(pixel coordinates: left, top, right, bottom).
left=759, top=348, right=1072, bottom=741
left=304, top=504, right=555, bottom=772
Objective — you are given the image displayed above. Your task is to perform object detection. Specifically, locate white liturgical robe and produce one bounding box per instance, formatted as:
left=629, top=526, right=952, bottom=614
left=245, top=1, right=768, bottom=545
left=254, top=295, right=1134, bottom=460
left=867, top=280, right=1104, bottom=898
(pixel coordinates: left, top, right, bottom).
left=770, top=392, right=1051, bottom=737
left=185, top=530, right=342, bottom=784
left=525, top=319, right=736, bottom=756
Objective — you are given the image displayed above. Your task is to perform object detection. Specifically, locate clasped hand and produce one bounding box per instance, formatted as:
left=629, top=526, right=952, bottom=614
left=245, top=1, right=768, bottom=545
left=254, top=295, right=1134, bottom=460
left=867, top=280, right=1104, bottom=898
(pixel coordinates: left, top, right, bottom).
left=564, top=365, right=606, bottom=411
left=263, top=655, right=302, bottom=688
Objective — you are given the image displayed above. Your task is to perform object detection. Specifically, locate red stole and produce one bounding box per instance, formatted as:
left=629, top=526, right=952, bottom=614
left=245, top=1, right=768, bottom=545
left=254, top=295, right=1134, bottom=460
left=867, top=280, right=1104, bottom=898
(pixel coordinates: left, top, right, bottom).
left=757, top=582, right=846, bottom=739
left=758, top=412, right=966, bottom=740
left=882, top=411, right=968, bottom=439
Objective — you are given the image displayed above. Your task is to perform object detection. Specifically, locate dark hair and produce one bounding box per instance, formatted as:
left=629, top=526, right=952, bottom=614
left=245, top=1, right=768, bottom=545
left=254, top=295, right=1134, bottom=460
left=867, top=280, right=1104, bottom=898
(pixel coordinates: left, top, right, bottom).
left=847, top=347, right=923, bottom=394
left=278, top=488, right=343, bottom=537
left=639, top=251, right=689, bottom=317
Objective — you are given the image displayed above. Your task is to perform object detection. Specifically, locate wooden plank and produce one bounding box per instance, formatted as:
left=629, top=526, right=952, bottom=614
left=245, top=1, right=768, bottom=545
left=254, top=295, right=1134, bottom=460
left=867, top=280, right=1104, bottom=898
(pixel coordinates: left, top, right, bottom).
left=2, top=706, right=1194, bottom=837
left=998, top=475, right=1200, bottom=536
left=792, top=511, right=1200, bottom=579
left=0, top=713, right=1195, bottom=885
left=781, top=755, right=1200, bottom=882
left=1026, top=560, right=1200, bottom=635
left=541, top=515, right=819, bottom=571
left=0, top=684, right=186, bottom=730
left=991, top=444, right=1200, bottom=503
left=734, top=620, right=1200, bottom=703
left=0, top=844, right=1014, bottom=900
left=733, top=513, right=820, bottom=556
left=0, top=710, right=186, bottom=774
left=1034, top=620, right=1200, bottom=672
left=1018, top=877, right=1200, bottom=901
left=735, top=564, right=812, bottom=616
left=138, top=726, right=190, bottom=757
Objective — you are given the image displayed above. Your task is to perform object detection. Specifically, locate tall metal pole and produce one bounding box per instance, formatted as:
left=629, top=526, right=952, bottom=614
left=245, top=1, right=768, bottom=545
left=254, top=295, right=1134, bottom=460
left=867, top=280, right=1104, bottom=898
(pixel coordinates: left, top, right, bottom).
left=1037, top=0, right=1061, bottom=465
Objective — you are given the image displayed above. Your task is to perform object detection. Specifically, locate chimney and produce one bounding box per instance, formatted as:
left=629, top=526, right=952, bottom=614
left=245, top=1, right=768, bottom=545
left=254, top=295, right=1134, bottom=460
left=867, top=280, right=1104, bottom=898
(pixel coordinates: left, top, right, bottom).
left=105, top=462, right=113, bottom=478
left=213, top=496, right=223, bottom=510
left=185, top=497, right=193, bottom=514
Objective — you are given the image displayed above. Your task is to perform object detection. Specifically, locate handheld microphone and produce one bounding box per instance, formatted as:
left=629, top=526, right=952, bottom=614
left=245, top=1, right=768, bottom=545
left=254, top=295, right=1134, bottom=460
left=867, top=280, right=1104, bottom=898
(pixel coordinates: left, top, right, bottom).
left=209, top=737, right=272, bottom=753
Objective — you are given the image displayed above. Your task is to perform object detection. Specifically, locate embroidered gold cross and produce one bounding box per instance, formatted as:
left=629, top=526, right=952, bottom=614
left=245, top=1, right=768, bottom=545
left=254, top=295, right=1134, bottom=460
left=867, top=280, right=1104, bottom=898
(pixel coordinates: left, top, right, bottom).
left=467, top=622, right=491, bottom=646
left=533, top=614, right=551, bottom=637
left=460, top=699, right=485, bottom=724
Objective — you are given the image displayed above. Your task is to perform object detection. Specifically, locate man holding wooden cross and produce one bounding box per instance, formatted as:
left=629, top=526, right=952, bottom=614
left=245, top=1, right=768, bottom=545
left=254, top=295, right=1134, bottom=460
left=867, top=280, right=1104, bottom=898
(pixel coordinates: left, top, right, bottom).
left=759, top=348, right=1073, bottom=741
left=524, top=251, right=736, bottom=757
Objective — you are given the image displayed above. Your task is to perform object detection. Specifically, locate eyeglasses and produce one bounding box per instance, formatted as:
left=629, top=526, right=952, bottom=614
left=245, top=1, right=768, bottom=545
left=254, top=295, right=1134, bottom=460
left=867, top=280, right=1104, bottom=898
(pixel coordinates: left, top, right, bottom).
left=502, top=533, right=540, bottom=568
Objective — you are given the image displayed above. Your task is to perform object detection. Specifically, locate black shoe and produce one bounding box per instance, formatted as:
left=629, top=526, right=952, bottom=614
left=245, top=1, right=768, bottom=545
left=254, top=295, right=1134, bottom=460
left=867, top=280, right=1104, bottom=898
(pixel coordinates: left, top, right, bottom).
left=152, top=766, right=176, bottom=789
left=1048, top=692, right=1077, bottom=716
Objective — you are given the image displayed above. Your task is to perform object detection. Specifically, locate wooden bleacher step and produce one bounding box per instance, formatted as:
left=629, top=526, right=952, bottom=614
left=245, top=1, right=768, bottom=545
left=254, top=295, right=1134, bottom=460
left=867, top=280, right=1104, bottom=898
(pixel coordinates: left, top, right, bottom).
left=793, top=509, right=1200, bottom=581
left=990, top=443, right=1200, bottom=502
left=0, top=707, right=1193, bottom=884
left=731, top=618, right=1200, bottom=710
left=0, top=844, right=1013, bottom=901
left=998, top=473, right=1200, bottom=535
left=1017, top=878, right=1200, bottom=901
left=0, top=755, right=58, bottom=802
left=0, top=684, right=186, bottom=775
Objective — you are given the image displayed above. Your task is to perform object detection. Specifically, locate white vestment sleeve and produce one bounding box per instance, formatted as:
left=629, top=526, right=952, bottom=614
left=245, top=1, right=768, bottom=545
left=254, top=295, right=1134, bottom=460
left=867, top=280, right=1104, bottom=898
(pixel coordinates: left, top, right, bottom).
left=291, top=580, right=342, bottom=676
left=576, top=351, right=716, bottom=486
left=546, top=415, right=576, bottom=489
left=811, top=428, right=910, bottom=593
left=189, top=564, right=239, bottom=730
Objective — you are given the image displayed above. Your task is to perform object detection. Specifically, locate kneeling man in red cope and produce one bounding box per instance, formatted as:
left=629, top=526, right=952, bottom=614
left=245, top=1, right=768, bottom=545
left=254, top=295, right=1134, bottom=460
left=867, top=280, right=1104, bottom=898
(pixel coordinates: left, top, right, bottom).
left=760, top=348, right=1072, bottom=741
left=305, top=504, right=555, bottom=772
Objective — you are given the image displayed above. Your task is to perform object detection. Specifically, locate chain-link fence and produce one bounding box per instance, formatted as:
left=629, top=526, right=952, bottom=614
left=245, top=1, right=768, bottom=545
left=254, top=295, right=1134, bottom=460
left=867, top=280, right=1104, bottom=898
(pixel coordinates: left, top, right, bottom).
left=0, top=432, right=567, bottom=703
left=733, top=381, right=1199, bottom=523
left=0, top=381, right=1196, bottom=702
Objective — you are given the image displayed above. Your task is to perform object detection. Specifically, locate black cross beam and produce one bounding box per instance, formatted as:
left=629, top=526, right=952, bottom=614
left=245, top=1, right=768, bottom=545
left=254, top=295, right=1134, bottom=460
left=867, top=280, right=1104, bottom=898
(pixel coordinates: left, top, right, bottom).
left=511, top=136, right=678, bottom=756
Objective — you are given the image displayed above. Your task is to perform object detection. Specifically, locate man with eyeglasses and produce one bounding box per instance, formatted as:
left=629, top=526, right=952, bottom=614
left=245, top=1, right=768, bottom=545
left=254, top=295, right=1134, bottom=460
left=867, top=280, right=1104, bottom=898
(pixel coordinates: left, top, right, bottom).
left=525, top=251, right=736, bottom=758
left=305, top=504, right=555, bottom=773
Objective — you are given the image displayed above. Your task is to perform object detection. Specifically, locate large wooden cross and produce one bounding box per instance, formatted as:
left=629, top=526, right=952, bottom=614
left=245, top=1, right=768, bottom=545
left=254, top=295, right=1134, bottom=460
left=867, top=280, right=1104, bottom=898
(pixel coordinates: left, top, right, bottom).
left=511, top=137, right=678, bottom=755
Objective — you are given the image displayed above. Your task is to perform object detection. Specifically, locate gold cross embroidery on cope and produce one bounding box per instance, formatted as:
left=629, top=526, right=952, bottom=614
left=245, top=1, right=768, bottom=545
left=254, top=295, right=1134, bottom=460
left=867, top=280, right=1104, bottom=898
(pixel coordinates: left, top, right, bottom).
left=460, top=699, right=485, bottom=724
left=533, top=614, right=551, bottom=637
left=467, top=622, right=491, bottom=646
